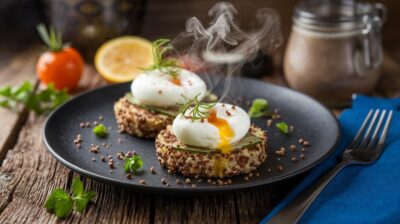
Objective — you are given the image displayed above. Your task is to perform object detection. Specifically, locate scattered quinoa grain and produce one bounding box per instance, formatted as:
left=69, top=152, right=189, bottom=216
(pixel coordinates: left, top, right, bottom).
left=291, top=156, right=298, bottom=162
left=126, top=173, right=132, bottom=179
left=277, top=165, right=283, bottom=172
left=299, top=138, right=304, bottom=144
left=139, top=180, right=146, bottom=184
left=244, top=176, right=249, bottom=181
left=300, top=154, right=306, bottom=160
left=185, top=178, right=191, bottom=184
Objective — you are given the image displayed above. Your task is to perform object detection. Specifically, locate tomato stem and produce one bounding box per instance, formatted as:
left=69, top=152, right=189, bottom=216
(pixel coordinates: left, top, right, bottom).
left=37, top=23, right=64, bottom=51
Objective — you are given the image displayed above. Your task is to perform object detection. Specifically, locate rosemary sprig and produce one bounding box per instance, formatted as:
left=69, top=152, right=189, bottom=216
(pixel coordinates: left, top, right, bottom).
left=177, top=94, right=216, bottom=121
left=144, top=39, right=180, bottom=78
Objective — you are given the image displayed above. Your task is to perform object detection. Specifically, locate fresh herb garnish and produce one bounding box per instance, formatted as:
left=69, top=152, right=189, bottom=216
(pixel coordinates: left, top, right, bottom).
left=92, top=124, right=108, bottom=137
left=144, top=39, right=180, bottom=78
left=0, top=81, right=69, bottom=114
left=44, top=177, right=96, bottom=219
left=248, top=98, right=270, bottom=118
left=177, top=94, right=216, bottom=121
left=124, top=155, right=143, bottom=173
left=276, top=122, right=289, bottom=135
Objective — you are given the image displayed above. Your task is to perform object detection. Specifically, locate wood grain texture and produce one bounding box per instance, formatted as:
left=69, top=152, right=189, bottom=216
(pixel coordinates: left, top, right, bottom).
left=0, top=46, right=40, bottom=161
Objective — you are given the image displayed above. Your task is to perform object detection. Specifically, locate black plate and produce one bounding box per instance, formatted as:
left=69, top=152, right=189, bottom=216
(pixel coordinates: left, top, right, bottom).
left=43, top=77, right=340, bottom=193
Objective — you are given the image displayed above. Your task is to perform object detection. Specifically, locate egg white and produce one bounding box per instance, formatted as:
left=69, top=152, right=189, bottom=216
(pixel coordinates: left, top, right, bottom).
left=131, top=69, right=207, bottom=107
left=172, top=103, right=250, bottom=149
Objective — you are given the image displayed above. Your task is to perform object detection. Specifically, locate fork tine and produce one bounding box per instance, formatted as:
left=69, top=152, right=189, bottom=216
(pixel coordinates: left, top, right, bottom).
left=376, top=110, right=393, bottom=151
left=348, top=109, right=374, bottom=149
left=366, top=110, right=387, bottom=150
left=358, top=109, right=380, bottom=149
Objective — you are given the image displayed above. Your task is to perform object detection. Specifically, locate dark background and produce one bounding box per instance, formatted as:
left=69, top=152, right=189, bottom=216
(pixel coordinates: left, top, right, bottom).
left=0, top=0, right=399, bottom=66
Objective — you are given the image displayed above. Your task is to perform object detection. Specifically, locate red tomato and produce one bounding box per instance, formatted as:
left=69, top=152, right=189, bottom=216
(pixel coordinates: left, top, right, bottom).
left=36, top=47, right=84, bottom=91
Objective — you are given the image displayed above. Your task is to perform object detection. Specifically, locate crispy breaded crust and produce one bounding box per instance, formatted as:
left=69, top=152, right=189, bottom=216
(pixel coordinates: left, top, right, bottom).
left=114, top=97, right=173, bottom=138
left=155, top=125, right=267, bottom=178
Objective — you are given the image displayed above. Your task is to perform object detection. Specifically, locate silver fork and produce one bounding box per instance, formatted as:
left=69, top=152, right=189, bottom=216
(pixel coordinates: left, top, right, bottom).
left=268, top=109, right=393, bottom=224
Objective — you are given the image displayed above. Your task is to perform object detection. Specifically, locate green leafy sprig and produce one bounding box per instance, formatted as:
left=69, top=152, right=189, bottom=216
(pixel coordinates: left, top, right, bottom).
left=124, top=155, right=143, bottom=174
left=144, top=39, right=180, bottom=78
left=248, top=98, right=270, bottom=118
left=177, top=94, right=216, bottom=121
left=37, top=23, right=66, bottom=51
left=0, top=81, right=69, bottom=114
left=44, top=177, right=96, bottom=219
left=276, top=122, right=289, bottom=135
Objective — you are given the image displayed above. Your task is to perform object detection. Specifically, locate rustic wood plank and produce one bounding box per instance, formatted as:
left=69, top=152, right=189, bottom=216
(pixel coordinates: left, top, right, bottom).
left=0, top=67, right=151, bottom=224
left=0, top=46, right=40, bottom=161
left=154, top=194, right=237, bottom=224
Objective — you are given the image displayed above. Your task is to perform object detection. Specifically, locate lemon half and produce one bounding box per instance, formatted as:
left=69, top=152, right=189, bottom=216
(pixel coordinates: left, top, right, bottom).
left=95, top=36, right=153, bottom=83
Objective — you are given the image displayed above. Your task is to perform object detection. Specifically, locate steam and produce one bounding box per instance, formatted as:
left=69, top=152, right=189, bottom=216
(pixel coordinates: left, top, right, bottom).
left=173, top=2, right=282, bottom=101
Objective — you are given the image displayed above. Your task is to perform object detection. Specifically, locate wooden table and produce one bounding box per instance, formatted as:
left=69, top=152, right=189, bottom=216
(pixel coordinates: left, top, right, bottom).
left=0, top=45, right=399, bottom=224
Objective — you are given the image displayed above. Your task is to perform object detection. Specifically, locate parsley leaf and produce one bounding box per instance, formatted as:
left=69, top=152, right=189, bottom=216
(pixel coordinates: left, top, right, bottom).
left=0, top=81, right=69, bottom=114
left=44, top=188, right=68, bottom=212
left=74, top=191, right=96, bottom=213
left=248, top=98, right=270, bottom=118
left=276, top=122, right=289, bottom=135
left=54, top=196, right=74, bottom=219
left=124, top=155, right=143, bottom=173
left=44, top=178, right=96, bottom=219
left=72, top=177, right=84, bottom=197
left=92, top=124, right=108, bottom=137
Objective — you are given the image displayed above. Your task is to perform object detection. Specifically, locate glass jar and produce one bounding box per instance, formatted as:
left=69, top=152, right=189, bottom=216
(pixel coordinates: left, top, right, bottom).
left=284, top=1, right=386, bottom=106
left=43, top=0, right=146, bottom=61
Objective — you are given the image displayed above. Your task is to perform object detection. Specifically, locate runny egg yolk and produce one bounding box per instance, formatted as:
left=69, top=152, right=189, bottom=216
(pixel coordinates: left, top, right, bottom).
left=208, top=110, right=234, bottom=153
left=170, top=77, right=181, bottom=86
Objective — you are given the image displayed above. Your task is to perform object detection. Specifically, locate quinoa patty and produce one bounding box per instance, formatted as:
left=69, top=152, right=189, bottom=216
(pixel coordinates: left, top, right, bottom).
left=155, top=125, right=267, bottom=178
left=114, top=97, right=174, bottom=138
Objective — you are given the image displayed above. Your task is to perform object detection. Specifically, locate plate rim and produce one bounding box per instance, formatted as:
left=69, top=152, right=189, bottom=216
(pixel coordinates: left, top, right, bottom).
left=43, top=77, right=341, bottom=193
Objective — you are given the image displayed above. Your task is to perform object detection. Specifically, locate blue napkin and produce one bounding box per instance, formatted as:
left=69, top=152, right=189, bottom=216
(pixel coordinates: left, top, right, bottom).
left=261, top=95, right=400, bottom=224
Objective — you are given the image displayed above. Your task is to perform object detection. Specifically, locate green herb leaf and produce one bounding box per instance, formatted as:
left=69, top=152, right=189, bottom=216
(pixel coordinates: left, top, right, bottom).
left=144, top=39, right=180, bottom=77
left=72, top=177, right=84, bottom=197
left=54, top=196, right=74, bottom=219
left=44, top=188, right=68, bottom=212
left=276, top=122, right=289, bottom=134
left=172, top=133, right=262, bottom=154
left=124, top=155, right=143, bottom=173
left=0, top=81, right=69, bottom=114
left=92, top=124, right=108, bottom=138
left=125, top=93, right=177, bottom=117
left=248, top=98, right=270, bottom=118
left=177, top=93, right=216, bottom=121
left=74, top=191, right=96, bottom=213
left=44, top=178, right=96, bottom=218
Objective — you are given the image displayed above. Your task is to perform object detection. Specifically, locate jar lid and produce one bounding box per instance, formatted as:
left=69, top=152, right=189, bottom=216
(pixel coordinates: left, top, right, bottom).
left=294, top=0, right=383, bottom=30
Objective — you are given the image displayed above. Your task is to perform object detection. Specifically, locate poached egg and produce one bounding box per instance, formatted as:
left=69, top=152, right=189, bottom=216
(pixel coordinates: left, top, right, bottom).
left=131, top=69, right=207, bottom=107
left=172, top=103, right=250, bottom=153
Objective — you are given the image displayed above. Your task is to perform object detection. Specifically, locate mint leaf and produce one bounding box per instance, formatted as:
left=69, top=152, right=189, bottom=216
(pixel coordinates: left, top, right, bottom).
left=74, top=191, right=96, bottom=213
left=276, top=122, right=289, bottom=135
left=248, top=98, right=270, bottom=118
left=124, top=155, right=143, bottom=173
left=54, top=196, right=74, bottom=219
left=72, top=177, right=84, bottom=197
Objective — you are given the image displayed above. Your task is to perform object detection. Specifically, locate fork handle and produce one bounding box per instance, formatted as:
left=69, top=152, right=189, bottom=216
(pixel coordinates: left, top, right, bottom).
left=268, top=161, right=351, bottom=224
